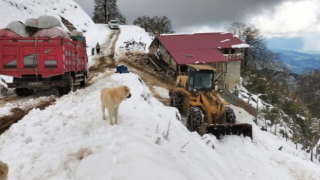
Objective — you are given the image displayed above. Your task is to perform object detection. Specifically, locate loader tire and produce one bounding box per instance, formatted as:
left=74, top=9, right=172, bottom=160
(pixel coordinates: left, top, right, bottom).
left=170, top=92, right=184, bottom=112
left=225, top=107, right=236, bottom=124
left=187, top=107, right=204, bottom=131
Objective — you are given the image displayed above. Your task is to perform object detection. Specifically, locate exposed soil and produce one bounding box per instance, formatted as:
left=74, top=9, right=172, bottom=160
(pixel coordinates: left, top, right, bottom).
left=0, top=97, right=56, bottom=134
left=120, top=57, right=175, bottom=105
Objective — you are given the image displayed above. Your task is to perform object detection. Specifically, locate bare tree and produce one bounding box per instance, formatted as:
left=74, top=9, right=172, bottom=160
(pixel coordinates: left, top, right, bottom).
left=134, top=15, right=175, bottom=36
left=226, top=22, right=281, bottom=70
left=93, top=0, right=125, bottom=23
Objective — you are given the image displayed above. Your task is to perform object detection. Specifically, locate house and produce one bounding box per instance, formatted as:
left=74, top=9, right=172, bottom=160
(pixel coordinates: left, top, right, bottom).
left=148, top=32, right=249, bottom=90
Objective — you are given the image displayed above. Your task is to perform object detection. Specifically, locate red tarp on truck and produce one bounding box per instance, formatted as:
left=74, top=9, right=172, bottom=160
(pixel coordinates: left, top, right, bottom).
left=0, top=29, right=21, bottom=38
left=33, top=27, right=70, bottom=39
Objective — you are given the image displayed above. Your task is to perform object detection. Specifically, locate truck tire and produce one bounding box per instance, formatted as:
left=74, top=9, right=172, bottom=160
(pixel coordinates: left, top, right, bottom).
left=15, top=88, right=34, bottom=96
left=80, top=72, right=86, bottom=87
left=186, top=107, right=204, bottom=131
left=225, top=107, right=236, bottom=124
left=15, top=88, right=24, bottom=96
left=65, top=74, right=75, bottom=94
left=57, top=87, right=66, bottom=96
left=58, top=73, right=74, bottom=96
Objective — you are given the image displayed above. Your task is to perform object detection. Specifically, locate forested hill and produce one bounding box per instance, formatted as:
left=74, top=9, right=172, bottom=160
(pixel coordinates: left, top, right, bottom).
left=272, top=49, right=320, bottom=74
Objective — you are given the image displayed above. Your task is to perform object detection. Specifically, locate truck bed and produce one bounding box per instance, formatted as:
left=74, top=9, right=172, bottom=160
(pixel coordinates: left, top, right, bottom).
left=0, top=37, right=87, bottom=78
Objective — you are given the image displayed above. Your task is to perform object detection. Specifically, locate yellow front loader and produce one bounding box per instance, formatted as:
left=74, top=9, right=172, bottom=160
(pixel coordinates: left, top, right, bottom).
left=170, top=64, right=252, bottom=139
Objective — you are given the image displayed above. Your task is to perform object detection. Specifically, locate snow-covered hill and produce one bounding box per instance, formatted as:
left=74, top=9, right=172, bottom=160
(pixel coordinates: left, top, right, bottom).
left=1, top=0, right=320, bottom=179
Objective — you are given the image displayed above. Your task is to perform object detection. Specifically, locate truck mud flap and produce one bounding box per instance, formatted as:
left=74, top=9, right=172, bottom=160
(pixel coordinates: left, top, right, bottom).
left=205, top=123, right=253, bottom=140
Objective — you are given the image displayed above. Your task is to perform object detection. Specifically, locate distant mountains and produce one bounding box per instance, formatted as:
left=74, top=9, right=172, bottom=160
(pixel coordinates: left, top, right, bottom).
left=271, top=49, right=320, bottom=74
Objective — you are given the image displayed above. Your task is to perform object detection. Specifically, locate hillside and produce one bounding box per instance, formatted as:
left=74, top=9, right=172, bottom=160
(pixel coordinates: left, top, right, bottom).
left=272, top=49, right=320, bottom=74
left=1, top=0, right=320, bottom=179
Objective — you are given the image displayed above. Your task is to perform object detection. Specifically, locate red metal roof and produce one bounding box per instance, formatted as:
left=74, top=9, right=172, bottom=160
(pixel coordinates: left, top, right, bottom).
left=155, top=32, right=246, bottom=65
left=170, top=49, right=227, bottom=65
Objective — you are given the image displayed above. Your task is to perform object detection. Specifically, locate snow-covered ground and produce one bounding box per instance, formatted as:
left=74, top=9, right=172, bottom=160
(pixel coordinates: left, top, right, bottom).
left=114, top=25, right=153, bottom=60
left=1, top=0, right=320, bottom=179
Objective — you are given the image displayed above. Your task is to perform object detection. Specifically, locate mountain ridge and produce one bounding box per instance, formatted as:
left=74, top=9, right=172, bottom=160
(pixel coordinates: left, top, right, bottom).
left=271, top=49, right=320, bottom=74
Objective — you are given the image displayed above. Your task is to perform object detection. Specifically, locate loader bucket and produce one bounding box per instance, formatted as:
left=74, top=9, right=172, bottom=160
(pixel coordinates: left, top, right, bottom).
left=205, top=123, right=253, bottom=140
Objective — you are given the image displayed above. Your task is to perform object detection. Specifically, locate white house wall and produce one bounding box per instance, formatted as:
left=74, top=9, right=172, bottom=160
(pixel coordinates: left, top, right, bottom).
left=225, top=60, right=241, bottom=90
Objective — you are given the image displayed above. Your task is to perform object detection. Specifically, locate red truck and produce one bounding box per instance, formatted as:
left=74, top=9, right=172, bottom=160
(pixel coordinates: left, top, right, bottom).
left=0, top=35, right=88, bottom=96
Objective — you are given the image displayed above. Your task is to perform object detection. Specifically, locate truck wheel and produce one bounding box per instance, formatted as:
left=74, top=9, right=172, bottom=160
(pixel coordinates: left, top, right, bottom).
left=80, top=72, right=86, bottom=87
left=186, top=107, right=204, bottom=131
left=225, top=107, right=236, bottom=124
left=15, top=88, right=34, bottom=96
left=57, top=87, right=66, bottom=96
left=65, top=74, right=75, bottom=94
left=15, top=88, right=24, bottom=96
left=25, top=89, right=34, bottom=96
left=170, top=92, right=184, bottom=112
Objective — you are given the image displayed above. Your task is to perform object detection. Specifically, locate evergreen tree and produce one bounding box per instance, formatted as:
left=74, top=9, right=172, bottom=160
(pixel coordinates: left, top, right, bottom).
left=133, top=15, right=174, bottom=36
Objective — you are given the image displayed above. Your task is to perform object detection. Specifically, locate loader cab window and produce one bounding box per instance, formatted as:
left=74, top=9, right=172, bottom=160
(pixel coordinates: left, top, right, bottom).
left=187, top=67, right=213, bottom=93
left=194, top=71, right=213, bottom=90
left=186, top=68, right=196, bottom=92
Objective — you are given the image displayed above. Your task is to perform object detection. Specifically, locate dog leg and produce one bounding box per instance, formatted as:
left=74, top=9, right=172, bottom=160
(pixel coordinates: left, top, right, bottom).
left=101, top=105, right=106, bottom=120
left=114, top=107, right=119, bottom=125
left=108, top=108, right=114, bottom=125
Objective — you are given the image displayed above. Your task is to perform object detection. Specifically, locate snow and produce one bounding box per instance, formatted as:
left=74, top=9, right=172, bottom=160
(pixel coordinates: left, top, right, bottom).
left=1, top=0, right=320, bottom=179
left=114, top=25, right=153, bottom=60
left=221, top=39, right=230, bottom=42
left=232, top=43, right=250, bottom=48
left=153, top=86, right=170, bottom=98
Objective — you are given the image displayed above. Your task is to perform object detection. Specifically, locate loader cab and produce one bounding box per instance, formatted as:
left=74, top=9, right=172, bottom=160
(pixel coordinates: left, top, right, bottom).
left=186, top=65, right=215, bottom=96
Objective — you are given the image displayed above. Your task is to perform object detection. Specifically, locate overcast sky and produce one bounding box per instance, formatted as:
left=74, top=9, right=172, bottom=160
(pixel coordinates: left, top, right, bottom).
left=74, top=0, right=320, bottom=52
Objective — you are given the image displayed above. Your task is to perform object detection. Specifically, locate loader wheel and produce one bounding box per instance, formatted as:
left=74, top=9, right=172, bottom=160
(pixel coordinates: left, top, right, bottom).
left=170, top=92, right=184, bottom=112
left=187, top=107, right=204, bottom=131
left=225, top=107, right=236, bottom=124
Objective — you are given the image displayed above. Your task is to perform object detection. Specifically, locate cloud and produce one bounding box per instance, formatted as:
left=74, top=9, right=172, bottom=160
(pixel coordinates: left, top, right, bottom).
left=117, top=0, right=302, bottom=32
left=251, top=0, right=320, bottom=36
left=74, top=0, right=320, bottom=52
left=302, top=34, right=320, bottom=52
